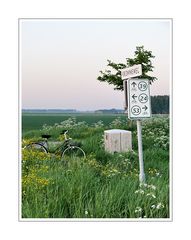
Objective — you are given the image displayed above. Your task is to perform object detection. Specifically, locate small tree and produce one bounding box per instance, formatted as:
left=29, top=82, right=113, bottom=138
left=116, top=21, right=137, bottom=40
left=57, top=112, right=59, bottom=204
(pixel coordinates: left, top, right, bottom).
left=97, top=46, right=157, bottom=91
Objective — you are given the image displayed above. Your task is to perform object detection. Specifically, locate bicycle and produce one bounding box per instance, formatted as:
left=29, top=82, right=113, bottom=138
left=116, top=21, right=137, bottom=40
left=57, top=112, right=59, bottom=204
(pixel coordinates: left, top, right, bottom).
left=24, top=130, right=86, bottom=162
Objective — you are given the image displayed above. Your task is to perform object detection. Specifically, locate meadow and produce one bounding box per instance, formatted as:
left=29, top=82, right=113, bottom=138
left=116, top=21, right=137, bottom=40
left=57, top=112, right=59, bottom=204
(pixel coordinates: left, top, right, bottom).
left=21, top=113, right=170, bottom=219
left=22, top=112, right=126, bottom=132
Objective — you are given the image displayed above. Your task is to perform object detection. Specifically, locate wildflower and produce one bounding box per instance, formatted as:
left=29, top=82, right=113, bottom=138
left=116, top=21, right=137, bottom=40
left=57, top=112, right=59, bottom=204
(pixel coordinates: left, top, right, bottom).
left=135, top=189, right=144, bottom=194
left=156, top=203, right=164, bottom=209
left=135, top=207, right=142, bottom=213
left=93, top=120, right=104, bottom=128
left=147, top=184, right=156, bottom=190
left=85, top=210, right=88, bottom=215
left=146, top=193, right=156, bottom=199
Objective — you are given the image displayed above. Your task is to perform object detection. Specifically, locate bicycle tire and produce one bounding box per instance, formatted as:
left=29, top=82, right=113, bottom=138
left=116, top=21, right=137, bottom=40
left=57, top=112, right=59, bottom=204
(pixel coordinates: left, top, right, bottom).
left=61, top=146, right=86, bottom=161
left=24, top=143, right=48, bottom=153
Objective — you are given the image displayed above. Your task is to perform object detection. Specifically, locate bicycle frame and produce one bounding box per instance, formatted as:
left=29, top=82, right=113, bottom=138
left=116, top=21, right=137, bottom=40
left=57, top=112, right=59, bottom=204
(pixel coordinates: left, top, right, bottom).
left=39, top=131, right=72, bottom=155
left=24, top=130, right=86, bottom=160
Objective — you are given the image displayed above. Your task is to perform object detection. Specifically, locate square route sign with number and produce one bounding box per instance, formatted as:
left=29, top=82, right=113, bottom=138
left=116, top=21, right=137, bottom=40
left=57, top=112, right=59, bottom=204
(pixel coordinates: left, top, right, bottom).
left=127, top=78, right=152, bottom=119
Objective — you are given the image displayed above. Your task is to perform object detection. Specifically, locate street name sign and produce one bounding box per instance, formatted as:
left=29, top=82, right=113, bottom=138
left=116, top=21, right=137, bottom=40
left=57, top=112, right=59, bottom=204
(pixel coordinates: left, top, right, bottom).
left=121, top=64, right=142, bottom=80
left=128, top=78, right=151, bottom=119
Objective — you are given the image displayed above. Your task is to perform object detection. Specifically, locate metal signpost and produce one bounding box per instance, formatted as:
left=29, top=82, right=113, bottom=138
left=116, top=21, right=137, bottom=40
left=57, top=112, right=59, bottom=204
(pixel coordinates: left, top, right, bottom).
left=121, top=65, right=151, bottom=183
left=128, top=78, right=151, bottom=183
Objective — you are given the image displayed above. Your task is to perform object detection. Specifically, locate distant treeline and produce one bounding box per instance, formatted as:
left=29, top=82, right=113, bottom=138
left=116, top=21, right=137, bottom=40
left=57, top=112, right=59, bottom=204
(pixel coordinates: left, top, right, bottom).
left=95, top=109, right=123, bottom=114
left=22, top=109, right=77, bottom=113
left=95, top=95, right=170, bottom=114
left=22, top=95, right=169, bottom=115
left=151, top=95, right=169, bottom=114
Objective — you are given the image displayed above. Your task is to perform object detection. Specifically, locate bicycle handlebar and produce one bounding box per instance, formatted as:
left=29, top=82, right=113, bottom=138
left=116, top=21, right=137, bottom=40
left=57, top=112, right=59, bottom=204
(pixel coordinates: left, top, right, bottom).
left=60, top=129, right=68, bottom=134
left=60, top=130, right=69, bottom=140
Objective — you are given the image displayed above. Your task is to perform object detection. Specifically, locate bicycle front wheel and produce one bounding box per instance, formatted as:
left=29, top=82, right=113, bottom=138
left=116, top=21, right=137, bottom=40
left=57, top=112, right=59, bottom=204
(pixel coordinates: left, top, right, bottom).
left=24, top=143, right=48, bottom=153
left=61, top=146, right=86, bottom=161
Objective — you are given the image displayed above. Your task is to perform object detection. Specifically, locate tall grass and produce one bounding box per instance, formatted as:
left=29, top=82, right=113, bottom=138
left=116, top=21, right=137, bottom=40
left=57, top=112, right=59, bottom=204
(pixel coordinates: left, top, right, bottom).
left=21, top=116, right=170, bottom=219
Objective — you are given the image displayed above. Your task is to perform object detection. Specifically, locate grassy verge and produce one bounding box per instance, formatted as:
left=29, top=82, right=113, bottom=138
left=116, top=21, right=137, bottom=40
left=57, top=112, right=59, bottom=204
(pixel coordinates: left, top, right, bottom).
left=21, top=116, right=169, bottom=218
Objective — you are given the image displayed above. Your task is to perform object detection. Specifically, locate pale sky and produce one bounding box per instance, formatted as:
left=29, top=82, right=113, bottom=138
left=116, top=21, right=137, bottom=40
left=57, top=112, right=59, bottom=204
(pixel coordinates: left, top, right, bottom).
left=20, top=19, right=171, bottom=110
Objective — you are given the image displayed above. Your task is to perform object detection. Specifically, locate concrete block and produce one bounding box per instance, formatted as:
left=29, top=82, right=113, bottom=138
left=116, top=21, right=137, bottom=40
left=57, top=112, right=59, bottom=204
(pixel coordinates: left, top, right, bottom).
left=104, top=129, right=132, bottom=153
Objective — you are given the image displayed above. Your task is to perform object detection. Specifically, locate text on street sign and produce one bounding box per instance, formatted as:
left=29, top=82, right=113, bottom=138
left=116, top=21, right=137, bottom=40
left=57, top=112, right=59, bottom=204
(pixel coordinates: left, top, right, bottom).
left=121, top=64, right=142, bottom=80
left=127, top=78, right=151, bottom=119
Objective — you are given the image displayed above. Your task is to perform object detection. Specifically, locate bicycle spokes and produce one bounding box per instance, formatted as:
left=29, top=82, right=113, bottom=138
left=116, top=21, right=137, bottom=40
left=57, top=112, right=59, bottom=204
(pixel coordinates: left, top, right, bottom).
left=25, top=143, right=48, bottom=153
left=61, top=146, right=86, bottom=160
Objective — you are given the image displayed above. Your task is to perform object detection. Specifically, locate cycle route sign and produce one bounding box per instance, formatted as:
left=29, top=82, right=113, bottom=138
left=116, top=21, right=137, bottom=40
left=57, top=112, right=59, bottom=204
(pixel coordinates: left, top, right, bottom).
left=128, top=78, right=151, bottom=119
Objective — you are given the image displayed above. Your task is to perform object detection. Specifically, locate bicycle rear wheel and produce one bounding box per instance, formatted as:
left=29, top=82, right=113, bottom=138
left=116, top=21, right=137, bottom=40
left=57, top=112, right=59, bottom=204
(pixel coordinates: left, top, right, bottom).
left=24, top=143, right=48, bottom=153
left=61, top=146, right=86, bottom=161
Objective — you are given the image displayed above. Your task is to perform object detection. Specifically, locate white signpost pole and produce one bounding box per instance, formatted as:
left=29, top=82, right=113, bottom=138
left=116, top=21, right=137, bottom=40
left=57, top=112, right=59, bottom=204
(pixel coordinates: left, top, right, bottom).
left=122, top=65, right=151, bottom=184
left=137, top=119, right=145, bottom=183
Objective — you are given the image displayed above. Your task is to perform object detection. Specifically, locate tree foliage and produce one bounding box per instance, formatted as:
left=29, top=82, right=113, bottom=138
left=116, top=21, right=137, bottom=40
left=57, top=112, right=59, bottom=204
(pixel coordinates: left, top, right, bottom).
left=97, top=46, right=157, bottom=90
left=151, top=95, right=169, bottom=114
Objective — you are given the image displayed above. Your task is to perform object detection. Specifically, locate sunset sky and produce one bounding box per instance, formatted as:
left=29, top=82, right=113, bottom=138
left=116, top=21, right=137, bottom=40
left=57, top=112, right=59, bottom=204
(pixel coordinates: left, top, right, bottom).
left=20, top=19, right=171, bottom=110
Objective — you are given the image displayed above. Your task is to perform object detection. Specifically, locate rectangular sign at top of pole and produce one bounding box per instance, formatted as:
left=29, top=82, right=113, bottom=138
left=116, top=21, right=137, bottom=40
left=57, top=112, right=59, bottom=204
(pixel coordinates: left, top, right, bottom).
left=127, top=78, right=152, bottom=119
left=121, top=64, right=142, bottom=80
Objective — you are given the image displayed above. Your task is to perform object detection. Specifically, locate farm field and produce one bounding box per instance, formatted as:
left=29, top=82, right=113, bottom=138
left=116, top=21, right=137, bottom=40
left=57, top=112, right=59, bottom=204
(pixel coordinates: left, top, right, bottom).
left=22, top=113, right=127, bottom=132
left=21, top=113, right=170, bottom=219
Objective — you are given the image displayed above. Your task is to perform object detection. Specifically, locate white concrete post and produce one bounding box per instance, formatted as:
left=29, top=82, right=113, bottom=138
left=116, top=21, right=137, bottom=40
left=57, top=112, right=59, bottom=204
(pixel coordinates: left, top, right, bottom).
left=104, top=129, right=132, bottom=153
left=137, top=119, right=145, bottom=183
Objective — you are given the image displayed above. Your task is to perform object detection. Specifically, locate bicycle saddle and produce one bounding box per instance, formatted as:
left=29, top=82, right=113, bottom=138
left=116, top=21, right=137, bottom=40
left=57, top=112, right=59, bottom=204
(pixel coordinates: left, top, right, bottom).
left=41, top=134, right=51, bottom=139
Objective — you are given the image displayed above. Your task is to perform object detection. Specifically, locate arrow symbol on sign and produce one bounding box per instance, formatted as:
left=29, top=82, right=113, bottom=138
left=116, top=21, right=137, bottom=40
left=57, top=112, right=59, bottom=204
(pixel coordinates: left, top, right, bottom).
left=132, top=94, right=137, bottom=100
left=142, top=105, right=148, bottom=111
left=131, top=82, right=137, bottom=87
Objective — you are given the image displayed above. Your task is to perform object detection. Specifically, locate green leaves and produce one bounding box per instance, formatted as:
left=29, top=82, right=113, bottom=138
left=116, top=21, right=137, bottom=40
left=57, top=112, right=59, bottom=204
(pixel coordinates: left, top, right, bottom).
left=97, top=46, right=157, bottom=90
